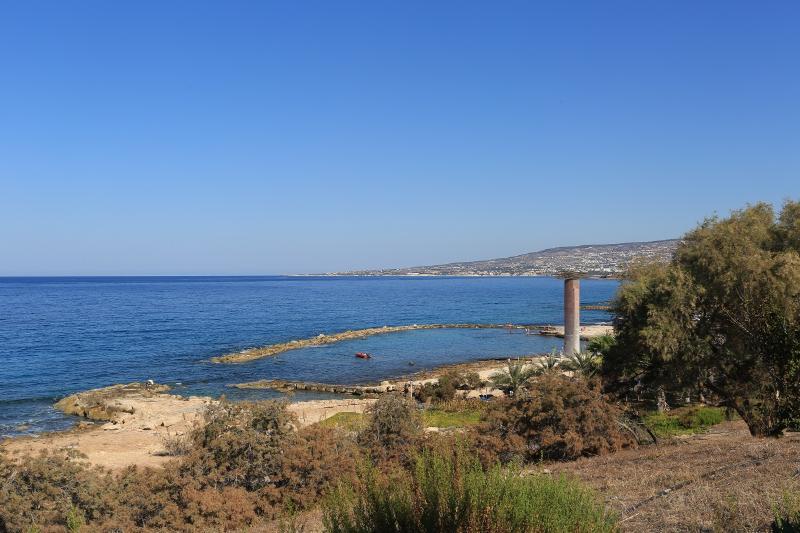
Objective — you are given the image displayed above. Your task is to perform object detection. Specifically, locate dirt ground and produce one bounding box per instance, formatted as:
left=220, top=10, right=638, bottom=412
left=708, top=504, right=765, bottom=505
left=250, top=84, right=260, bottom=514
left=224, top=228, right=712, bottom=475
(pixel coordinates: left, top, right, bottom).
left=542, top=420, right=800, bottom=532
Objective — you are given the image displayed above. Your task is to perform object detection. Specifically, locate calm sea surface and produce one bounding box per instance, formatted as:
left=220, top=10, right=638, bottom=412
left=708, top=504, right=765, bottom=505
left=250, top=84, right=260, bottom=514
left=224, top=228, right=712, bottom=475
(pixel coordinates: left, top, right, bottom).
left=0, top=276, right=618, bottom=437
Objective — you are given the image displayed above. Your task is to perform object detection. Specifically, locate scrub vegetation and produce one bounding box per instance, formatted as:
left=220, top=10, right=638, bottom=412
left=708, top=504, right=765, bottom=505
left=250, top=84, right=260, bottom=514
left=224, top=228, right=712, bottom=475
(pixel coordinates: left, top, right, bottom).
left=2, top=201, right=799, bottom=531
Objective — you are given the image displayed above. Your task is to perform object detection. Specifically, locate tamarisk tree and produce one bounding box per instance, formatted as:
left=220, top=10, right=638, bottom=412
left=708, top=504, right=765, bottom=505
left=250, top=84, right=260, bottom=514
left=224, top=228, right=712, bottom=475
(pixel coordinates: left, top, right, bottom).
left=604, top=201, right=800, bottom=437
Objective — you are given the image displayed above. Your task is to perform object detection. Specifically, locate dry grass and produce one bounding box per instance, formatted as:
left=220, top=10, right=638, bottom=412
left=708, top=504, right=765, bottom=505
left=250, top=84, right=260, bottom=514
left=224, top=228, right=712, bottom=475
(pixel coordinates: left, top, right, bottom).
left=540, top=421, right=800, bottom=532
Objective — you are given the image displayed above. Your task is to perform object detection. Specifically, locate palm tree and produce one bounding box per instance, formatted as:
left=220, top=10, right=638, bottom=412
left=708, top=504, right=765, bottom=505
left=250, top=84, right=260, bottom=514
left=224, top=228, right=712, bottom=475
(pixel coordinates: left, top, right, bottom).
left=489, top=358, right=538, bottom=395
left=531, top=350, right=563, bottom=376
left=561, top=350, right=601, bottom=378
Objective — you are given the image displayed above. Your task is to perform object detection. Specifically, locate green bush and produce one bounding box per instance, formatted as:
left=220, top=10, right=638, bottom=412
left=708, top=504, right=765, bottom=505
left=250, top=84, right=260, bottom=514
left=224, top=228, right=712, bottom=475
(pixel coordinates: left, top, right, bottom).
left=322, top=448, right=616, bottom=533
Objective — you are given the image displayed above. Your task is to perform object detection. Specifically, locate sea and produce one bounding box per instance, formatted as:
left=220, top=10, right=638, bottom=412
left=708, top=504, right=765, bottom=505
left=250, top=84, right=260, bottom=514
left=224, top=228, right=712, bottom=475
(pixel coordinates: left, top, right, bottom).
left=0, top=276, right=618, bottom=438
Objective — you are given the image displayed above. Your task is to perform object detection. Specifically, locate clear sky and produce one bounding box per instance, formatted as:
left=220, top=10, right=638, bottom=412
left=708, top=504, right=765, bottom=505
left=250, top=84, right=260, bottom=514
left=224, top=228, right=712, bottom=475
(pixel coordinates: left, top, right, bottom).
left=1, top=2, right=798, bottom=275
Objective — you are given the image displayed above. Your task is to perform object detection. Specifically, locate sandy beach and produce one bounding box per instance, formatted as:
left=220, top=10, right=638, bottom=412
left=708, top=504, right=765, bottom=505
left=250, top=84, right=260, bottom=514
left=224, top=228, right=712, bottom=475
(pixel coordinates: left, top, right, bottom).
left=1, top=383, right=377, bottom=469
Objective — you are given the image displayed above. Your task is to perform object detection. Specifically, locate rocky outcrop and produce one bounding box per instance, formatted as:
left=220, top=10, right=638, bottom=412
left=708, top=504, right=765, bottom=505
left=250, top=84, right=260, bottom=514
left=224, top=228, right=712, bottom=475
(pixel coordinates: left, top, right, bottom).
left=54, top=382, right=171, bottom=422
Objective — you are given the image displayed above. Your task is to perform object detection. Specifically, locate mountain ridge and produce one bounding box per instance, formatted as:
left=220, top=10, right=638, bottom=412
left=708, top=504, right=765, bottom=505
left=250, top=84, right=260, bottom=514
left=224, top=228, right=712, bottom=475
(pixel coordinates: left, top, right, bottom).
left=334, top=239, right=680, bottom=277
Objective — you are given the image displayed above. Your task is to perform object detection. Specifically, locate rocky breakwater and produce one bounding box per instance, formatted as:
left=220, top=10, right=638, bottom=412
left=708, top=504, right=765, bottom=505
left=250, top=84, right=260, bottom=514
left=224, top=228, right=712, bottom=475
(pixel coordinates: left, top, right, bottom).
left=211, top=323, right=531, bottom=364
left=233, top=379, right=395, bottom=395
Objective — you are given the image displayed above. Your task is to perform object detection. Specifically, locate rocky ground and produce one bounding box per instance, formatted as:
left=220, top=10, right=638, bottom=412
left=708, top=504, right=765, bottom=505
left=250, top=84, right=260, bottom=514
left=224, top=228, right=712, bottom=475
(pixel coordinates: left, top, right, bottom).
left=0, top=383, right=375, bottom=469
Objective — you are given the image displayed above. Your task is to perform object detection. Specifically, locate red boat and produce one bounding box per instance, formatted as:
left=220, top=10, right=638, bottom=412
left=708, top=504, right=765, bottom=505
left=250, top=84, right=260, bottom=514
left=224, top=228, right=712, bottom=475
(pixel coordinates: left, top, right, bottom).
left=355, top=352, right=371, bottom=359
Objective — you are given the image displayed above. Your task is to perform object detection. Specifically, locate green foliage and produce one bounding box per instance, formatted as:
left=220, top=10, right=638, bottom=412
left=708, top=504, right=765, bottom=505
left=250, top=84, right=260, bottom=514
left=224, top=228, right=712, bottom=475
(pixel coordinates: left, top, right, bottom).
left=643, top=406, right=727, bottom=438
left=322, top=447, right=616, bottom=533
left=65, top=506, right=85, bottom=533
left=532, top=350, right=563, bottom=376
left=587, top=334, right=616, bottom=357
left=489, top=358, right=540, bottom=395
left=773, top=492, right=800, bottom=532
left=478, top=374, right=636, bottom=462
left=561, top=350, right=602, bottom=378
left=606, top=201, right=800, bottom=437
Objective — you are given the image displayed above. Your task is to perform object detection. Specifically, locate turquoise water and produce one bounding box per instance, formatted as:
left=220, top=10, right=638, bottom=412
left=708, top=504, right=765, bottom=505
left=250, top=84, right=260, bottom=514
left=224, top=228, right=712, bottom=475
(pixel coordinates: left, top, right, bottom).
left=0, top=276, right=618, bottom=436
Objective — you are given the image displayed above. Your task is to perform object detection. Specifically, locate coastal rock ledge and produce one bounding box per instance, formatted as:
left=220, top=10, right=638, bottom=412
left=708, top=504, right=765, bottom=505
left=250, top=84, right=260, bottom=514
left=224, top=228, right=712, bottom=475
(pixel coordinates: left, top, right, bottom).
left=54, top=382, right=173, bottom=422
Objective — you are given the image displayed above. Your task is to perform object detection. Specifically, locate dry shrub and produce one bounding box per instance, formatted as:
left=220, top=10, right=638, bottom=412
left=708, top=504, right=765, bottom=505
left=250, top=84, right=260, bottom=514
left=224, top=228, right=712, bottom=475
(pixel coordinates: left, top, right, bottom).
left=0, top=449, right=115, bottom=532
left=159, top=431, right=192, bottom=457
left=415, top=371, right=482, bottom=403
left=478, top=374, right=636, bottom=463
left=180, top=399, right=296, bottom=491
left=0, top=400, right=360, bottom=531
left=277, top=424, right=359, bottom=510
left=358, top=394, right=423, bottom=463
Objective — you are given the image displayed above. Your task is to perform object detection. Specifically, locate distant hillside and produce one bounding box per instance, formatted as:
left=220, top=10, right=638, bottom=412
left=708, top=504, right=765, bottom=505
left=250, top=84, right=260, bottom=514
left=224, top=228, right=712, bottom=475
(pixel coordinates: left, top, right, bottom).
left=335, top=239, right=679, bottom=277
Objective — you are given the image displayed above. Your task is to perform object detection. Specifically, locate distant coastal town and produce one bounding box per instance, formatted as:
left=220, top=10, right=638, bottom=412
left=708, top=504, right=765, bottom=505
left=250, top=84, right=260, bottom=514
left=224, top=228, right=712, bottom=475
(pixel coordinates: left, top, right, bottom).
left=331, top=239, right=679, bottom=277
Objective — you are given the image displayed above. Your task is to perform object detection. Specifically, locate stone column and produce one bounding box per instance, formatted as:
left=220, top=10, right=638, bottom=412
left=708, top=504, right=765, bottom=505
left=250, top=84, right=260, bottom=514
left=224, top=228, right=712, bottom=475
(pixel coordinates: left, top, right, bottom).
left=564, top=278, right=580, bottom=356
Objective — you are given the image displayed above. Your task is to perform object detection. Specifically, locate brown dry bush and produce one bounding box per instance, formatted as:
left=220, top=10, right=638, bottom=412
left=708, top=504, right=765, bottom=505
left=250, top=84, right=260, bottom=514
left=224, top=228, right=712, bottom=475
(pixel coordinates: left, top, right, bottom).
left=414, top=371, right=482, bottom=404
left=277, top=424, right=359, bottom=510
left=180, top=399, right=296, bottom=491
left=358, top=394, right=423, bottom=464
left=478, top=374, right=636, bottom=463
left=0, top=400, right=360, bottom=532
left=0, top=449, right=115, bottom=532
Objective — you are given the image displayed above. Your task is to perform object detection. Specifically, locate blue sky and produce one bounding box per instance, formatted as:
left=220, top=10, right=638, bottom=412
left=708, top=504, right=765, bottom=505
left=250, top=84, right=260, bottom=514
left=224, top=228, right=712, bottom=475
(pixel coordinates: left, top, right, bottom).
left=1, top=2, right=798, bottom=275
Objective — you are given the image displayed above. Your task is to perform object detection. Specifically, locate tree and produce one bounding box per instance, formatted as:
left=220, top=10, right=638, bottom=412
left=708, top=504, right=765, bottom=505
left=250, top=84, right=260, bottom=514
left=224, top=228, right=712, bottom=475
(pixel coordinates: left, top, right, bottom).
left=532, top=350, right=563, bottom=376
left=489, top=358, right=539, bottom=395
left=604, top=202, right=800, bottom=437
left=561, top=350, right=602, bottom=379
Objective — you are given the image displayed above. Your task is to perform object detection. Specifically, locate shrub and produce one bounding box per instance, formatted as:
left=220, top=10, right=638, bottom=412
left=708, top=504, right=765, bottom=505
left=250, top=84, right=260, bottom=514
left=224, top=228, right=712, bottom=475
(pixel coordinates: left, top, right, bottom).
left=181, top=399, right=296, bottom=491
left=415, top=371, right=482, bottom=403
left=322, top=447, right=616, bottom=533
left=277, top=424, right=359, bottom=510
left=489, top=358, right=539, bottom=395
left=160, top=430, right=192, bottom=456
left=586, top=334, right=615, bottom=357
left=0, top=450, right=115, bottom=531
left=358, top=394, right=422, bottom=462
left=478, top=374, right=636, bottom=462
left=561, top=350, right=602, bottom=378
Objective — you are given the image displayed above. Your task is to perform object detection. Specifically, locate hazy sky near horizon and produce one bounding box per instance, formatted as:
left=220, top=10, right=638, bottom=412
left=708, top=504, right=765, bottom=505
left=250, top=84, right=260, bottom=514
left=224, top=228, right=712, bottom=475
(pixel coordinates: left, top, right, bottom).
left=1, top=2, right=798, bottom=275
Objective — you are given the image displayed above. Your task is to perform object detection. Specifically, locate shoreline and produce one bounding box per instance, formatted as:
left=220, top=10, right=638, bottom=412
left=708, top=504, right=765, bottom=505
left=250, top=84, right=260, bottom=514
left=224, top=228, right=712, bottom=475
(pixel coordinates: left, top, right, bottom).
left=0, top=358, right=515, bottom=468
left=211, top=323, right=613, bottom=364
